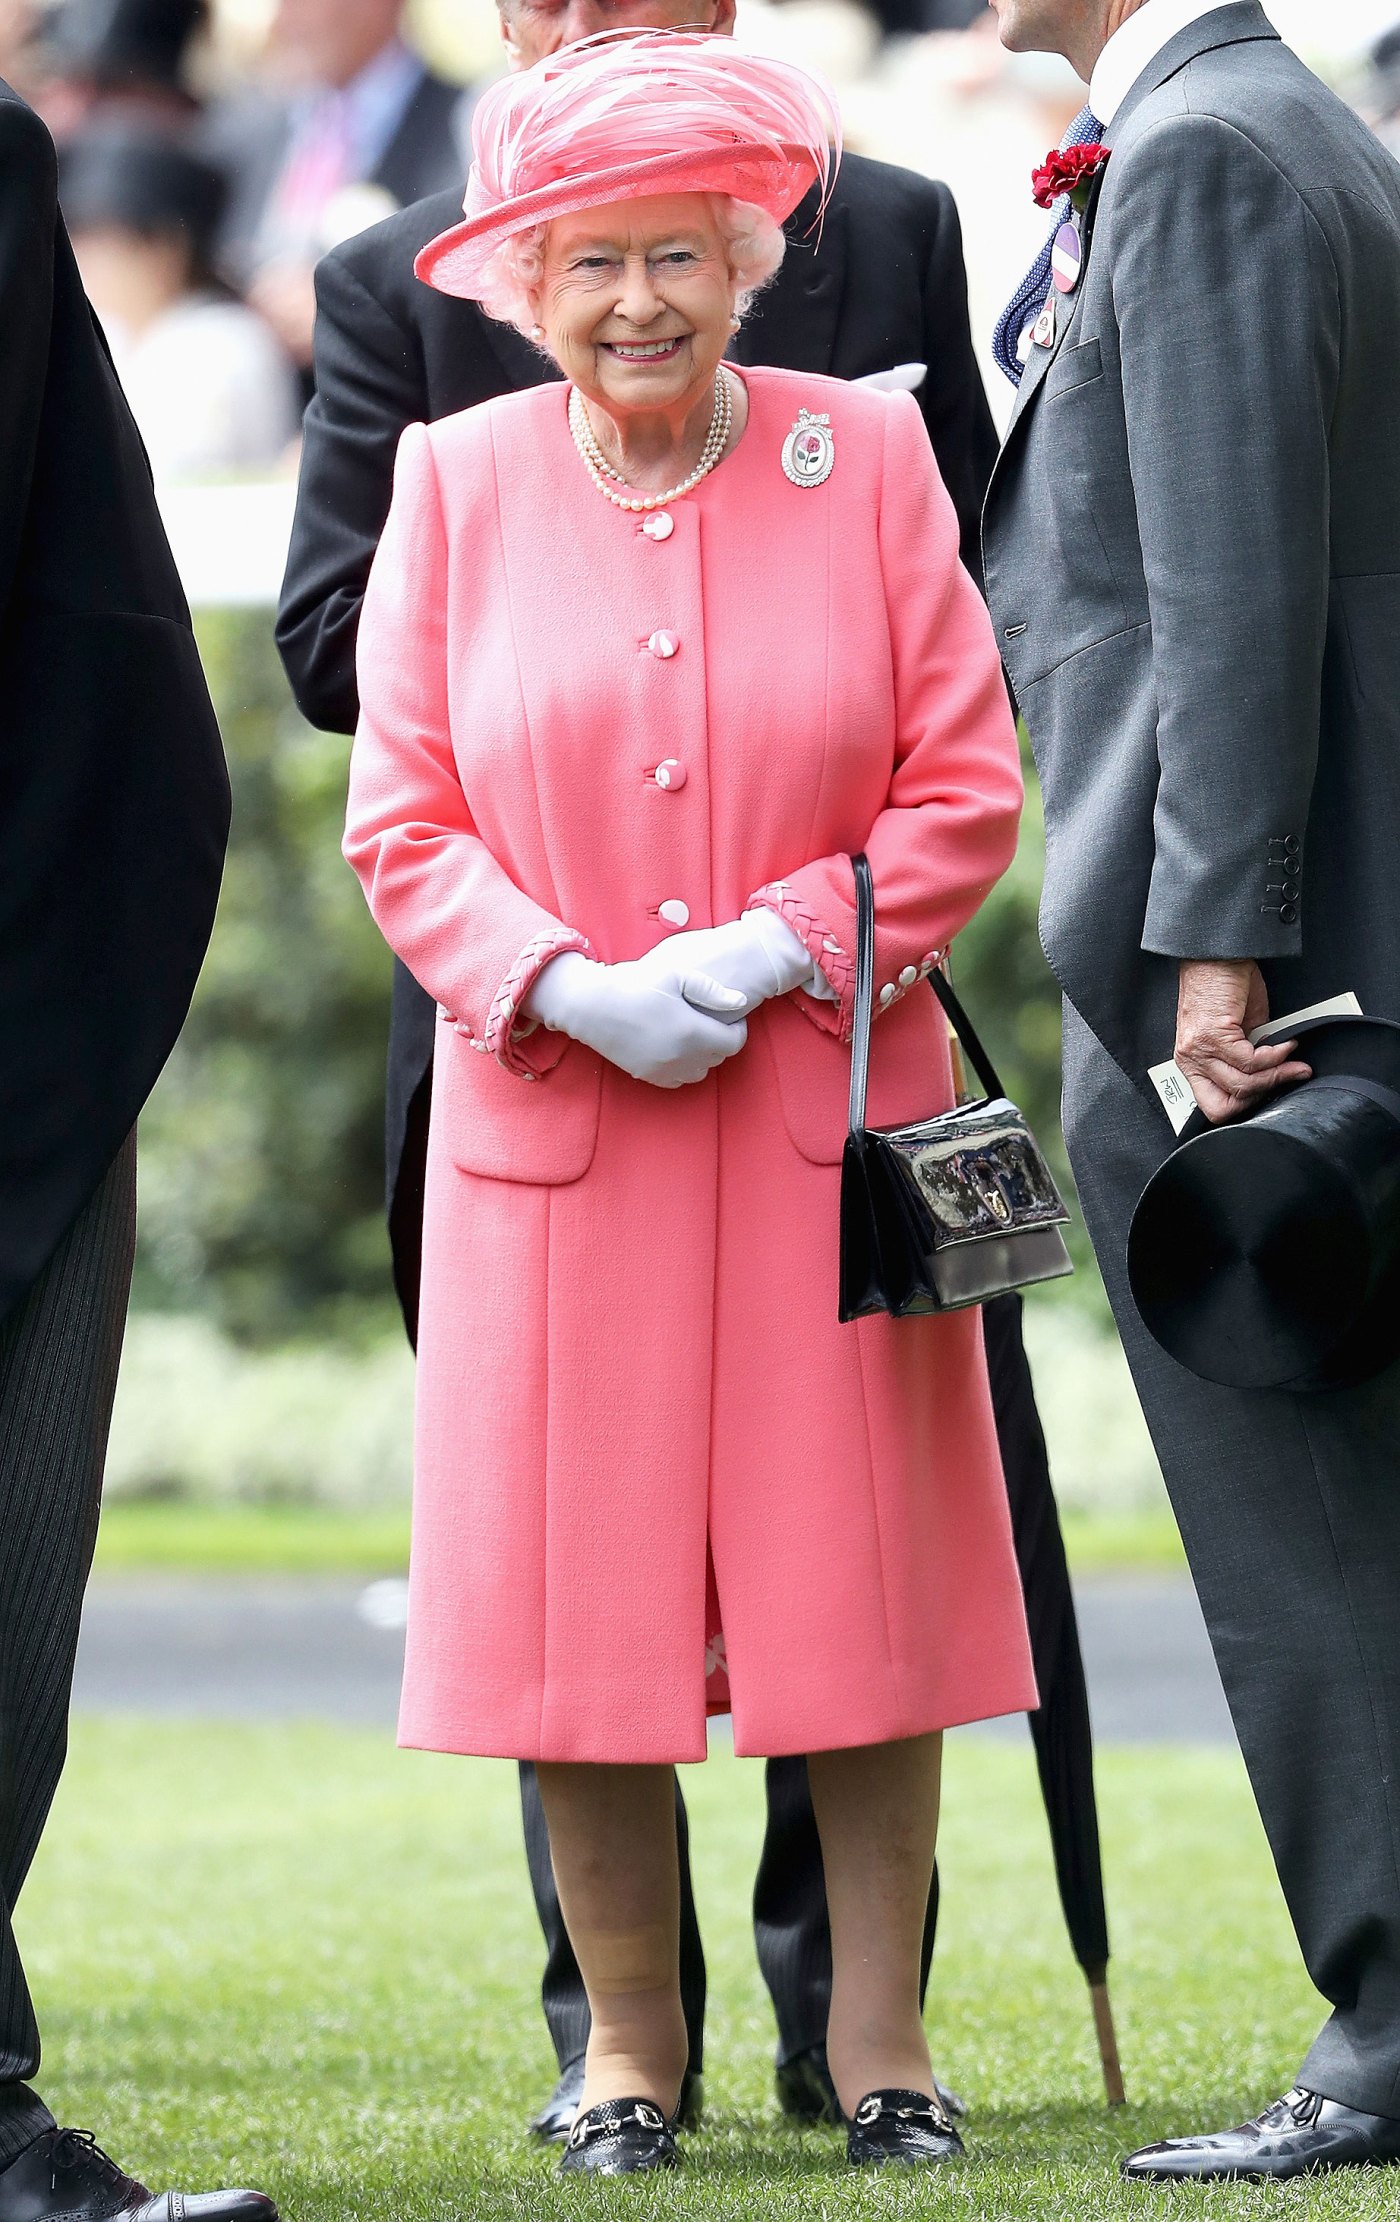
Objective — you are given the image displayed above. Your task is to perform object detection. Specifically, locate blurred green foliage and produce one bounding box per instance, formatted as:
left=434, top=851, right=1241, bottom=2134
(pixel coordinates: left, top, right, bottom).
left=135, top=622, right=1086, bottom=1343
left=958, top=734, right=1062, bottom=1161
left=133, top=610, right=396, bottom=1343
left=957, top=730, right=1099, bottom=1291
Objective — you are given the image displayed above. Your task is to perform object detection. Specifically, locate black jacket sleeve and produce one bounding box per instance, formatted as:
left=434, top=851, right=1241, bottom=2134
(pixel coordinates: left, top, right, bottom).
left=0, top=99, right=56, bottom=618
left=916, top=182, right=998, bottom=588
left=276, top=245, right=427, bottom=736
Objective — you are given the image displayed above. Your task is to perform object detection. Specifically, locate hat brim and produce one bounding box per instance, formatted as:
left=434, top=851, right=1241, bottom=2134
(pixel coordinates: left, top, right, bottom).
left=414, top=140, right=820, bottom=299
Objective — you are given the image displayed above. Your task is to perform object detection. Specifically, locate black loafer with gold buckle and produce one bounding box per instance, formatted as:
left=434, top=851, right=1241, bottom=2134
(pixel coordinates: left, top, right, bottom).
left=846, top=2088, right=964, bottom=2169
left=558, top=2099, right=680, bottom=2177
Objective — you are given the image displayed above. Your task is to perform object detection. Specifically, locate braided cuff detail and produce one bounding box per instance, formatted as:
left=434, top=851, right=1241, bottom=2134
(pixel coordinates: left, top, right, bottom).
left=748, top=881, right=854, bottom=1042
left=484, top=925, right=593, bottom=1077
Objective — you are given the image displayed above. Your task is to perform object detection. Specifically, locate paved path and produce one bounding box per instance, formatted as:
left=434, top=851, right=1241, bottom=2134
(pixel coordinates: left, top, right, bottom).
left=71, top=1574, right=1235, bottom=1746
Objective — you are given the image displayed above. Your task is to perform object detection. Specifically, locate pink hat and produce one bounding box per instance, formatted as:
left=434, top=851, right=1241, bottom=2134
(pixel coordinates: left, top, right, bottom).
left=415, top=30, right=840, bottom=300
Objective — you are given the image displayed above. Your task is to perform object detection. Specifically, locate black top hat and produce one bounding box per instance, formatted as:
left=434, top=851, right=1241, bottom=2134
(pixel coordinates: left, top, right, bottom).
left=1127, top=1016, right=1400, bottom=1393
left=59, top=118, right=226, bottom=263
left=44, top=0, right=207, bottom=92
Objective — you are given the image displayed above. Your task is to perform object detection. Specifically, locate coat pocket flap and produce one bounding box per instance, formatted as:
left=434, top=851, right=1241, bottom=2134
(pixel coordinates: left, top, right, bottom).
left=766, top=994, right=954, bottom=1166
left=438, top=1022, right=603, bottom=1185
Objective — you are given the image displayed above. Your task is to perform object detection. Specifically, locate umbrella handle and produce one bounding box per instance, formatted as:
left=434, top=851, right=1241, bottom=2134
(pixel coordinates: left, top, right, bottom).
left=1089, top=1976, right=1125, bottom=2105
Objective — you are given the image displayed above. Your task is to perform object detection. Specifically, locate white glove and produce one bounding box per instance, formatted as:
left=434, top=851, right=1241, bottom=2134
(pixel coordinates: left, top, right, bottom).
left=637, top=910, right=820, bottom=1017
left=522, top=950, right=749, bottom=1088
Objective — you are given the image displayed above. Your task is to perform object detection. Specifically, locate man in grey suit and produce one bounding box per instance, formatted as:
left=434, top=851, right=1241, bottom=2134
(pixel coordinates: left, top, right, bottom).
left=981, top=0, right=1400, bottom=2185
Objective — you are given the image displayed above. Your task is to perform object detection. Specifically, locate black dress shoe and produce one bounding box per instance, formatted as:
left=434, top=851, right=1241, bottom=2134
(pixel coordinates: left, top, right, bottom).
left=1122, top=2087, right=1400, bottom=2182
left=845, top=2088, right=964, bottom=2169
left=530, top=2058, right=702, bottom=2142
left=776, top=2046, right=842, bottom=2126
left=777, top=2044, right=966, bottom=2126
left=0, top=2130, right=278, bottom=2222
left=558, top=2099, right=679, bottom=2176
left=529, top=2059, right=586, bottom=2144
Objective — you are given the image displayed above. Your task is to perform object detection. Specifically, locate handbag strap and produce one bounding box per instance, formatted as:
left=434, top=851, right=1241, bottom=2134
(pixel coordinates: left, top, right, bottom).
left=847, top=851, right=1008, bottom=1136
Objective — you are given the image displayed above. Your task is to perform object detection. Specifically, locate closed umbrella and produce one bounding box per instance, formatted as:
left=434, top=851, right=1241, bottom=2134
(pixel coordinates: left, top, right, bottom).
left=987, top=1291, right=1125, bottom=2105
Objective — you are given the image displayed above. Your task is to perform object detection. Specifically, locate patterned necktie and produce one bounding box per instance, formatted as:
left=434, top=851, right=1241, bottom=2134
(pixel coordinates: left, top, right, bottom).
left=992, top=104, right=1104, bottom=387
left=271, top=91, right=355, bottom=257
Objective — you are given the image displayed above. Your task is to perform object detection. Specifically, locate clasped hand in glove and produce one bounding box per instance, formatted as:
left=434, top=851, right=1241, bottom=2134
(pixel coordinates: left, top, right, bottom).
left=636, top=909, right=820, bottom=1015
left=522, top=949, right=748, bottom=1088
left=523, top=912, right=821, bottom=1089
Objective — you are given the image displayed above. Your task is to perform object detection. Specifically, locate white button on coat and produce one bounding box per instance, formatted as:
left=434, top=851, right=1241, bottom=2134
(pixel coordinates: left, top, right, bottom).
left=879, top=983, right=896, bottom=1007
left=648, top=631, right=679, bottom=659
left=642, top=513, right=675, bottom=541
left=658, top=899, right=690, bottom=927
left=900, top=965, right=918, bottom=986
left=654, top=760, right=687, bottom=791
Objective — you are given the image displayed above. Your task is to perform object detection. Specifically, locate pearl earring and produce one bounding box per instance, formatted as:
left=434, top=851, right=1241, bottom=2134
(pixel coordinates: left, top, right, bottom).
left=530, top=323, right=546, bottom=341
left=729, top=314, right=741, bottom=333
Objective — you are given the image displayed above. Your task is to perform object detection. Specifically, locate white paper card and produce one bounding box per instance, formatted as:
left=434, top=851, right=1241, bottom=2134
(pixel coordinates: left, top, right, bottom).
left=1150, top=992, right=1363, bottom=1133
left=1249, top=992, right=1362, bottom=1045
left=1148, top=1058, right=1200, bottom=1134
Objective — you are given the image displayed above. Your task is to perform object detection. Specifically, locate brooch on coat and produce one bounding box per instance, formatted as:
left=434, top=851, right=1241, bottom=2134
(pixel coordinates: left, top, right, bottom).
left=782, top=407, right=835, bottom=488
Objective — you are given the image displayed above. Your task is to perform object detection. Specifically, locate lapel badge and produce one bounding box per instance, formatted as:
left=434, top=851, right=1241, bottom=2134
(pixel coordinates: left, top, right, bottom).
left=782, top=408, right=835, bottom=489
left=1031, top=298, right=1057, bottom=350
left=1051, top=220, right=1084, bottom=294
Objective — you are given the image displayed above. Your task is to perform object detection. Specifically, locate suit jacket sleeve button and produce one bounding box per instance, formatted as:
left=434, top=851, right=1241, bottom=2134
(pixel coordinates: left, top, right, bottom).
left=1280, top=903, right=1299, bottom=925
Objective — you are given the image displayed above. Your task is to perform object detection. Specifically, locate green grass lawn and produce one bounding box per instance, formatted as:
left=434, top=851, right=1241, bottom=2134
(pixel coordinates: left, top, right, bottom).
left=1060, top=1507, right=1187, bottom=1577
left=91, top=1500, right=415, bottom=1576
left=19, top=1720, right=1392, bottom=2219
left=89, top=1501, right=1188, bottom=1579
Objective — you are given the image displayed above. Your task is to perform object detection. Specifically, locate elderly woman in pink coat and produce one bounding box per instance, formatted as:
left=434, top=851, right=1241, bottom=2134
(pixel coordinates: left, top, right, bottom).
left=345, top=29, right=1035, bottom=2180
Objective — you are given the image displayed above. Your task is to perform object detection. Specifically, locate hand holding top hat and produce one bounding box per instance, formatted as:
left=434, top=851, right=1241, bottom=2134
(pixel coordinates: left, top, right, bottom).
left=1172, top=959, right=1312, bottom=1124
left=1129, top=989, right=1400, bottom=1394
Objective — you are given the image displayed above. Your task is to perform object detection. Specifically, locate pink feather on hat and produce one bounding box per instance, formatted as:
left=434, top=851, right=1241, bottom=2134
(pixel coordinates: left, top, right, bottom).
left=415, top=29, right=841, bottom=300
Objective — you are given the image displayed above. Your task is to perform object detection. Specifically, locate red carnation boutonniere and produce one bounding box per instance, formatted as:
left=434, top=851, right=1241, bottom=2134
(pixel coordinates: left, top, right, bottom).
left=1032, top=142, right=1110, bottom=212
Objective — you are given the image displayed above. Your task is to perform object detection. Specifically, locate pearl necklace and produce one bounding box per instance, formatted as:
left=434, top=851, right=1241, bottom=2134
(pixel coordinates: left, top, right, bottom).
left=569, top=370, right=733, bottom=513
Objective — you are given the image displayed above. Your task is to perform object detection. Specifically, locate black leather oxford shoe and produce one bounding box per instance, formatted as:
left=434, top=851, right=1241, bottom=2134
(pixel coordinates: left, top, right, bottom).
left=775, top=2045, right=842, bottom=2126
left=530, top=2057, right=702, bottom=2142
left=777, top=2045, right=966, bottom=2127
left=529, top=2058, right=586, bottom=2144
left=558, top=2099, right=679, bottom=2176
left=845, top=2088, right=964, bottom=2169
left=0, top=2130, right=278, bottom=2222
left=1122, top=2088, right=1400, bottom=2182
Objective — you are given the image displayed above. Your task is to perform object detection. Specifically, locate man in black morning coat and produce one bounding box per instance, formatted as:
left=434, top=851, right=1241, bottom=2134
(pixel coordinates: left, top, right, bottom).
left=278, top=0, right=1057, bottom=2139
left=0, top=74, right=278, bottom=2222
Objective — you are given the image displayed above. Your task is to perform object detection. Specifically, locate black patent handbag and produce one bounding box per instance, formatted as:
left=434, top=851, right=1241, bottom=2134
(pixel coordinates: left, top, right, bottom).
left=838, top=853, right=1074, bottom=1321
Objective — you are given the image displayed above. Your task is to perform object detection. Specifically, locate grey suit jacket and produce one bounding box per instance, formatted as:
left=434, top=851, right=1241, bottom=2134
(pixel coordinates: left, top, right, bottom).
left=204, top=67, right=468, bottom=290
left=982, top=2, right=1400, bottom=1088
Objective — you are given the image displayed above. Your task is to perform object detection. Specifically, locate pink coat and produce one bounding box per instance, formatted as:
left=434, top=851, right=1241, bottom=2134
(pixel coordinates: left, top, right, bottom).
left=346, top=364, right=1038, bottom=1764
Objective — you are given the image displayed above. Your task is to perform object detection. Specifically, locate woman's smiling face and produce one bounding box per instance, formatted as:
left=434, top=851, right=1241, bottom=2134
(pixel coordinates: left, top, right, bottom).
left=535, top=193, right=738, bottom=418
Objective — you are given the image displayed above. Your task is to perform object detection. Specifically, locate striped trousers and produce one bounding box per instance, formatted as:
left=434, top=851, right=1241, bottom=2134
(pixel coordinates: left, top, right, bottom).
left=0, top=1138, right=136, bottom=2164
